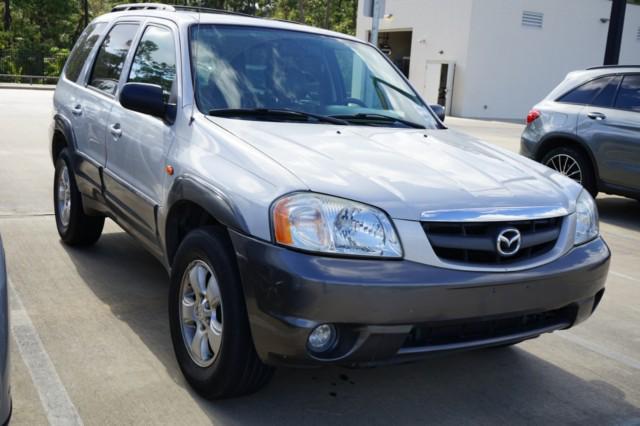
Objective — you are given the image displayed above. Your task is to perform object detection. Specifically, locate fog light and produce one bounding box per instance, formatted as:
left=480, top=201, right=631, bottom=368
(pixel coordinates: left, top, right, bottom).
left=307, top=324, right=337, bottom=353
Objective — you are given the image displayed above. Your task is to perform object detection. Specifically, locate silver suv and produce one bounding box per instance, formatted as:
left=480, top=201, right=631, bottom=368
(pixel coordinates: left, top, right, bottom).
left=521, top=65, right=640, bottom=199
left=51, top=4, right=610, bottom=399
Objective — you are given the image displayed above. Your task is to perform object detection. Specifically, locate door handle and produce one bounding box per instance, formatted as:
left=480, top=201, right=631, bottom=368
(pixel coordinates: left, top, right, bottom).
left=71, top=105, right=83, bottom=116
left=109, top=123, right=122, bottom=139
left=587, top=112, right=606, bottom=121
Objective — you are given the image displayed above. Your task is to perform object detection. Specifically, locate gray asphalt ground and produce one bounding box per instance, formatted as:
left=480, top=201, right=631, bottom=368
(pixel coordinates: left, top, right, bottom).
left=1, top=89, right=639, bottom=425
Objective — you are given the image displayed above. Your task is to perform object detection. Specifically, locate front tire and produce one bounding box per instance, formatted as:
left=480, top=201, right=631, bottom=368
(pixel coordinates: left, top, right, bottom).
left=53, top=149, right=104, bottom=246
left=541, top=146, right=597, bottom=197
left=169, top=227, right=273, bottom=399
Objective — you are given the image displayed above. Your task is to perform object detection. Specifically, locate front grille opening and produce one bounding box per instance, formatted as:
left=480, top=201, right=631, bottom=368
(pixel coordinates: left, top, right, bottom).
left=423, top=217, right=563, bottom=265
left=403, top=306, right=576, bottom=349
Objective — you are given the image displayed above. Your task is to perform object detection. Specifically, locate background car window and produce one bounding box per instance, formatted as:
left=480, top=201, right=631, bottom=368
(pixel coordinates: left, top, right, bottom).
left=590, top=76, right=621, bottom=108
left=128, top=26, right=177, bottom=102
left=64, top=22, right=106, bottom=82
left=89, top=23, right=139, bottom=95
left=614, top=75, right=640, bottom=112
left=557, top=76, right=612, bottom=104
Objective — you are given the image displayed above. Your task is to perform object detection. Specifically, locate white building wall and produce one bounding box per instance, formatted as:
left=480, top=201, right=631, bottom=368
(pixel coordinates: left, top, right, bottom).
left=356, top=0, right=475, bottom=116
left=461, top=0, right=640, bottom=120
left=355, top=0, right=640, bottom=120
left=620, top=4, right=640, bottom=65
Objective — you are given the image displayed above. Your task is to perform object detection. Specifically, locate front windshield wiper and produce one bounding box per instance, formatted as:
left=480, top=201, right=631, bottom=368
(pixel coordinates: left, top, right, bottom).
left=329, top=113, right=426, bottom=129
left=208, top=108, right=349, bottom=125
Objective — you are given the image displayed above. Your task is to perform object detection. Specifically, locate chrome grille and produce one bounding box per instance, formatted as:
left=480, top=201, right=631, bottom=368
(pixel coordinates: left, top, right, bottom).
left=422, top=217, right=563, bottom=265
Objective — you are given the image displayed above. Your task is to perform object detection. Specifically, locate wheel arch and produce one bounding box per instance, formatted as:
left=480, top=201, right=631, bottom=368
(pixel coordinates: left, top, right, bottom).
left=163, top=176, right=250, bottom=266
left=51, top=114, right=76, bottom=163
left=535, top=133, right=600, bottom=182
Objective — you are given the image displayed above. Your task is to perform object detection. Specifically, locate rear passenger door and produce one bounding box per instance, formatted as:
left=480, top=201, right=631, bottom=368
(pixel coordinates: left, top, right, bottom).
left=103, top=22, right=179, bottom=245
left=57, top=21, right=107, bottom=192
left=578, top=74, right=640, bottom=190
left=79, top=22, right=140, bottom=163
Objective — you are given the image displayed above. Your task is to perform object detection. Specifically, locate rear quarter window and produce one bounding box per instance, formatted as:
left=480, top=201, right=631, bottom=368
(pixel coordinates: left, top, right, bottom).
left=557, top=76, right=612, bottom=105
left=63, top=22, right=107, bottom=82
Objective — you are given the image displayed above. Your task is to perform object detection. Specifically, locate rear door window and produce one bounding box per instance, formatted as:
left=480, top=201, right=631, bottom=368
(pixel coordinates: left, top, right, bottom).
left=590, top=76, right=621, bottom=108
left=128, top=25, right=177, bottom=102
left=89, top=23, right=140, bottom=96
left=557, top=76, right=612, bottom=105
left=64, top=22, right=107, bottom=82
left=614, top=75, right=640, bottom=112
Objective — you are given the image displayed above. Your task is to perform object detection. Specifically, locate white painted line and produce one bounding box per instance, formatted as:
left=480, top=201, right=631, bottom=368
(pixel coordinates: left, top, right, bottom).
left=610, top=270, right=639, bottom=283
left=9, top=281, right=84, bottom=426
left=559, top=332, right=640, bottom=371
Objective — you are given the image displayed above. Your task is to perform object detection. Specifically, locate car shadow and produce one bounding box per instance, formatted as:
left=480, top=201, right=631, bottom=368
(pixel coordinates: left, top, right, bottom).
left=64, top=228, right=640, bottom=425
left=597, top=196, right=640, bottom=232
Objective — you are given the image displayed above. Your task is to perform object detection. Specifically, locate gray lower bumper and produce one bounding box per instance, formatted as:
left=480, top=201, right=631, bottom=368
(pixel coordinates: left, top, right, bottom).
left=230, top=231, right=610, bottom=367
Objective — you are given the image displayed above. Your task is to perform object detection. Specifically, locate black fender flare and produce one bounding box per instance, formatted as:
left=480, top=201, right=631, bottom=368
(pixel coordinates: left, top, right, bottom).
left=51, top=113, right=77, bottom=162
left=161, top=175, right=250, bottom=262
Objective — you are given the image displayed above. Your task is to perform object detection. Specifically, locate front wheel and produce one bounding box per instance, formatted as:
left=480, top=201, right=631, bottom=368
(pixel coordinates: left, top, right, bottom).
left=169, top=227, right=273, bottom=399
left=541, top=146, right=597, bottom=197
left=53, top=149, right=104, bottom=246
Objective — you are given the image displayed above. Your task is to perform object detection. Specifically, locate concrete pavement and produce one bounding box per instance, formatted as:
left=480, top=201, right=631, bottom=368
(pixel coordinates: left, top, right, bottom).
left=0, top=89, right=639, bottom=425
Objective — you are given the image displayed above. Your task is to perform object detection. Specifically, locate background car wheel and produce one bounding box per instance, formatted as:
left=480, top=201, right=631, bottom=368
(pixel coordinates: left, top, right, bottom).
left=169, top=226, right=273, bottom=399
left=541, top=146, right=597, bottom=197
left=53, top=149, right=105, bottom=246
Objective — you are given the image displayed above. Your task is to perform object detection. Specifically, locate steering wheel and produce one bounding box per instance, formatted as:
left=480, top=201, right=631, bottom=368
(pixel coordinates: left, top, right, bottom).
left=345, top=98, right=367, bottom=107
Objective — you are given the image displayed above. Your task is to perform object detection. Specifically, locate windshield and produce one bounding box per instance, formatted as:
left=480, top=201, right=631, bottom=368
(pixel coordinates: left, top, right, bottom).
left=190, top=25, right=439, bottom=129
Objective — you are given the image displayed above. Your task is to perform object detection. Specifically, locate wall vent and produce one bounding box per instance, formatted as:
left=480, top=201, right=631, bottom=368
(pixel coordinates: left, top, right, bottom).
left=637, top=26, right=640, bottom=41
left=522, top=11, right=544, bottom=29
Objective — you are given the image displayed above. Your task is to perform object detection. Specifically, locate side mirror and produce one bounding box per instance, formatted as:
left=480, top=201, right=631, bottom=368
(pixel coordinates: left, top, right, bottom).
left=120, top=82, right=167, bottom=119
left=430, top=104, right=445, bottom=122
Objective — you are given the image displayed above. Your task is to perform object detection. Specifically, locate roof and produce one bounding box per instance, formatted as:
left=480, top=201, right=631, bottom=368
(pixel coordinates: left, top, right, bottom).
left=103, top=3, right=361, bottom=43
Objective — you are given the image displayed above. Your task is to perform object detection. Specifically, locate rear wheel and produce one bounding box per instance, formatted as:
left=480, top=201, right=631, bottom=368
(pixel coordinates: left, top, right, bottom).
left=53, top=149, right=104, bottom=246
left=169, top=227, right=273, bottom=399
left=541, top=146, right=597, bottom=197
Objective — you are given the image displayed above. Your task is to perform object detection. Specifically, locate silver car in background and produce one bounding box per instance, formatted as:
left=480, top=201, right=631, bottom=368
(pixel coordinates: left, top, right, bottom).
left=521, top=65, right=640, bottom=199
left=0, top=238, right=10, bottom=424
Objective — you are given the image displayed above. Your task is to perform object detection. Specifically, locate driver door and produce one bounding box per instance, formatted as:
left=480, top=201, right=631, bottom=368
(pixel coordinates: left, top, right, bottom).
left=104, top=22, right=179, bottom=247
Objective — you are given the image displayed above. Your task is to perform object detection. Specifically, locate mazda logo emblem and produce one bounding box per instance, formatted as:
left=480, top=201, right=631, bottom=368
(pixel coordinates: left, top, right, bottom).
left=496, top=228, right=521, bottom=257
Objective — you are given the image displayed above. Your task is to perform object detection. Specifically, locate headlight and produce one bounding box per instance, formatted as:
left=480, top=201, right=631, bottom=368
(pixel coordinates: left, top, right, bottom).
left=272, top=192, right=403, bottom=257
left=574, top=190, right=599, bottom=245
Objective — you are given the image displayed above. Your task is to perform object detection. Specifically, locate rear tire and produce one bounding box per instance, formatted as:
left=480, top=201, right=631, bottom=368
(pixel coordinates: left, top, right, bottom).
left=541, top=146, right=597, bottom=197
left=169, top=226, right=273, bottom=399
left=53, top=149, right=104, bottom=246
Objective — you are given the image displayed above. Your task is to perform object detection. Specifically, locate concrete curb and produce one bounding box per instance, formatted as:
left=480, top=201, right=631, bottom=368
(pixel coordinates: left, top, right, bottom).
left=0, top=83, right=56, bottom=91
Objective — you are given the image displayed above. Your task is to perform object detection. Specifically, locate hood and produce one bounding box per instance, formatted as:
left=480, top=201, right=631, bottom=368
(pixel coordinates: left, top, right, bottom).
left=207, top=117, right=580, bottom=221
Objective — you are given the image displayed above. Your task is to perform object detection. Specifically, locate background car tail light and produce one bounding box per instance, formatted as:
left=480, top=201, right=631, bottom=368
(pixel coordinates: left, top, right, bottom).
left=526, top=109, right=541, bottom=124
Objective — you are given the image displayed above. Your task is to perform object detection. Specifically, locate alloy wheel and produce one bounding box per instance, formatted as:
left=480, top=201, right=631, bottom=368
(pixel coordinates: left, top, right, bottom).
left=57, top=164, right=72, bottom=228
left=179, top=260, right=223, bottom=367
left=545, top=153, right=583, bottom=184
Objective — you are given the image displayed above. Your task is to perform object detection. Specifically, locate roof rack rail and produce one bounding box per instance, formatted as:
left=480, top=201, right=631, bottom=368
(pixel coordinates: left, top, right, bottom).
left=173, top=5, right=255, bottom=18
left=586, top=64, right=640, bottom=70
left=111, top=3, right=256, bottom=18
left=112, top=3, right=175, bottom=12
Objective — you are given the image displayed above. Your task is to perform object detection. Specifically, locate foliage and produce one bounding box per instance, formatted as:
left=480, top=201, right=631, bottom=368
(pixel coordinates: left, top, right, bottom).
left=0, top=0, right=357, bottom=77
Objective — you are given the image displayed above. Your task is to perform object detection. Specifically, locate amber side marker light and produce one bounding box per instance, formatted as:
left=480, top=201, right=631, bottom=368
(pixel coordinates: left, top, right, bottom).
left=273, top=201, right=293, bottom=245
left=166, top=165, right=174, bottom=175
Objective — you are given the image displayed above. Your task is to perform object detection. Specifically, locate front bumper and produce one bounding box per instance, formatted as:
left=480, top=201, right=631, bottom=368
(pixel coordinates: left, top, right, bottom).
left=229, top=230, right=610, bottom=367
